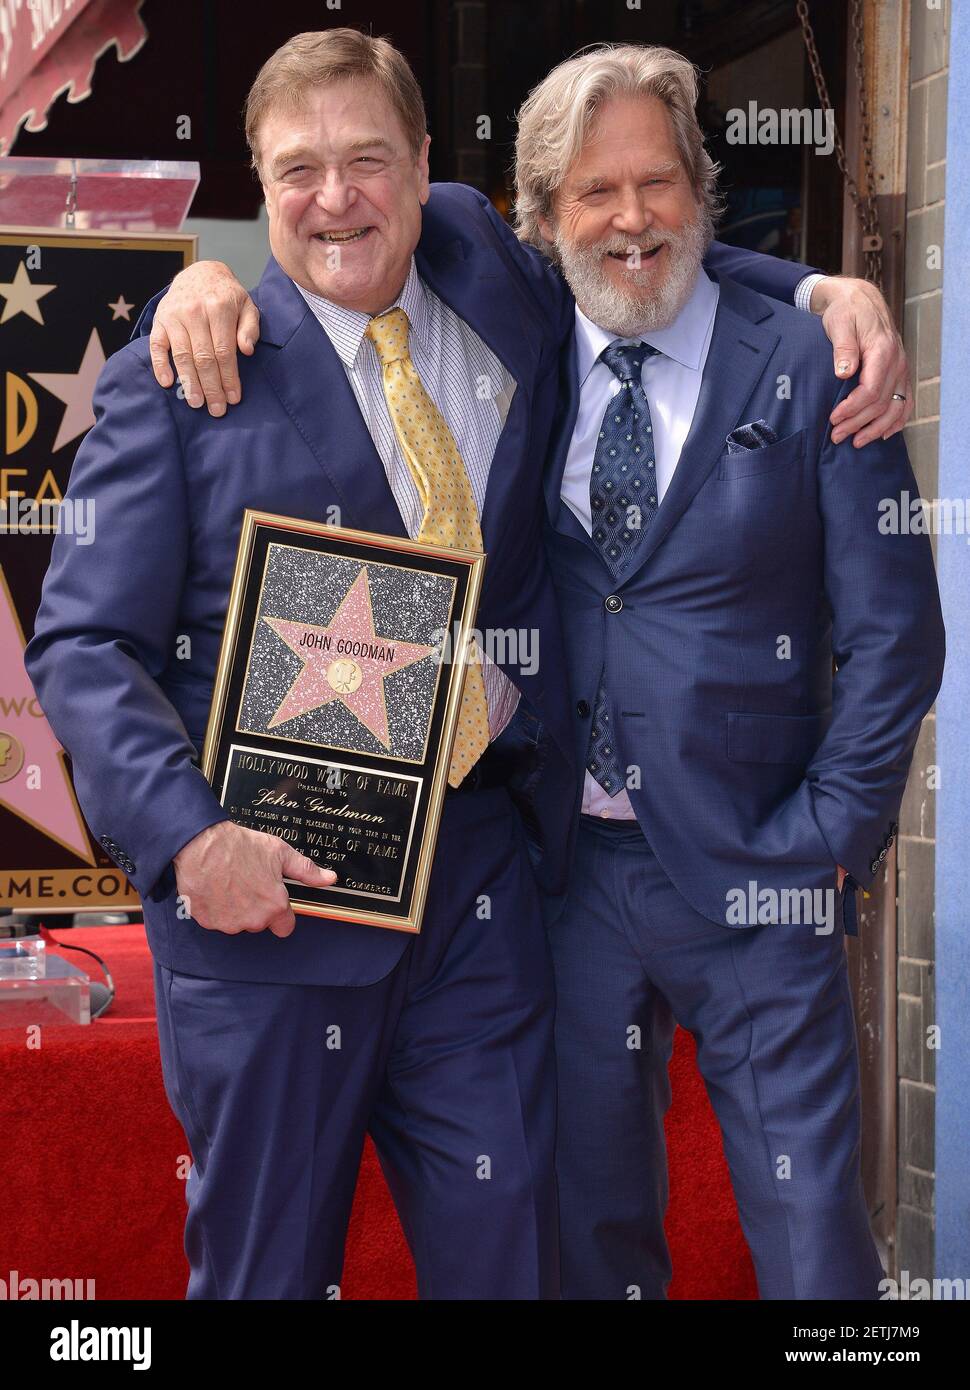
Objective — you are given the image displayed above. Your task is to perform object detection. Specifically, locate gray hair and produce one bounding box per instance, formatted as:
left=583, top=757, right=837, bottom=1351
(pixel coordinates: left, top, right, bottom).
left=512, top=43, right=723, bottom=256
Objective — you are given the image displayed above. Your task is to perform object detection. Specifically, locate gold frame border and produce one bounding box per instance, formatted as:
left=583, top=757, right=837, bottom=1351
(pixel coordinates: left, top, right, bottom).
left=201, top=510, right=486, bottom=934
left=0, top=227, right=197, bottom=261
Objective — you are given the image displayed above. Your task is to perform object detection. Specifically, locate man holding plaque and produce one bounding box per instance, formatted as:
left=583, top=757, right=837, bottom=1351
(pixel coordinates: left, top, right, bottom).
left=28, top=29, right=575, bottom=1301
left=31, top=29, right=913, bottom=1302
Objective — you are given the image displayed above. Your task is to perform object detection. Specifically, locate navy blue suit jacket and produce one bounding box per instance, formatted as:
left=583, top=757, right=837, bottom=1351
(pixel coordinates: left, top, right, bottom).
left=26, top=183, right=822, bottom=983
left=544, top=270, right=945, bottom=926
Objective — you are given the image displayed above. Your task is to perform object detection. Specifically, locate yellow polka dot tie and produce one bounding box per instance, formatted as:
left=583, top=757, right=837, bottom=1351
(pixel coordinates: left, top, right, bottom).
left=366, top=307, right=489, bottom=787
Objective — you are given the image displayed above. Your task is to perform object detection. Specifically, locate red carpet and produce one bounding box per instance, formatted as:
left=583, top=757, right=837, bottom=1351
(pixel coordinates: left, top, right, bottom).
left=0, top=922, right=756, bottom=1300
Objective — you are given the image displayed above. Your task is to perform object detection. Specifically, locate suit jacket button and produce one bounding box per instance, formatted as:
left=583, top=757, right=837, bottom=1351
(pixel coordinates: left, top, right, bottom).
left=577, top=700, right=591, bottom=717
left=605, top=594, right=623, bottom=613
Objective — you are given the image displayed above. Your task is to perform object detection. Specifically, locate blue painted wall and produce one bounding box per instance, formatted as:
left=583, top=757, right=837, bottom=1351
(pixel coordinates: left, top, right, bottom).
left=934, top=0, right=970, bottom=1281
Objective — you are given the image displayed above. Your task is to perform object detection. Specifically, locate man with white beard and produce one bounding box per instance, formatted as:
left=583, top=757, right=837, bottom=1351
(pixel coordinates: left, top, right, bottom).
left=517, top=44, right=942, bottom=1300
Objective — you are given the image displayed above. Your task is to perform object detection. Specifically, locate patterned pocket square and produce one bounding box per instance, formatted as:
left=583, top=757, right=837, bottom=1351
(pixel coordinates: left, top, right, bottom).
left=725, top=420, right=779, bottom=454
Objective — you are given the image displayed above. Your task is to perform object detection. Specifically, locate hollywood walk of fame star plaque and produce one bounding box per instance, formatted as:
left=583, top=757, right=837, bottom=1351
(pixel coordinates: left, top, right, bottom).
left=201, top=510, right=486, bottom=932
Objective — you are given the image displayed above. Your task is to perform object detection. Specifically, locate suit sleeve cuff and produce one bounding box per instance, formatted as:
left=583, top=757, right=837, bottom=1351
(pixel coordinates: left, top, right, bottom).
left=125, top=773, right=231, bottom=902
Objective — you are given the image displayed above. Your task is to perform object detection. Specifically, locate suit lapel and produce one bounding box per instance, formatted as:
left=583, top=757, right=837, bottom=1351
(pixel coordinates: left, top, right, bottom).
left=415, top=232, right=544, bottom=554
left=619, top=274, right=780, bottom=581
left=252, top=257, right=406, bottom=539
left=544, top=331, right=606, bottom=561
left=417, top=238, right=541, bottom=396
left=544, top=328, right=581, bottom=528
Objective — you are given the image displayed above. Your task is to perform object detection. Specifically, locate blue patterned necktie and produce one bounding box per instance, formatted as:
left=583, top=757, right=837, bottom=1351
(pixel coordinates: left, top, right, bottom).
left=586, top=339, right=660, bottom=796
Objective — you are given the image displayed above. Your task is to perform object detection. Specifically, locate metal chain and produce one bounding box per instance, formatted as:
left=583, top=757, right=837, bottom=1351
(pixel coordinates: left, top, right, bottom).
left=797, top=0, right=883, bottom=287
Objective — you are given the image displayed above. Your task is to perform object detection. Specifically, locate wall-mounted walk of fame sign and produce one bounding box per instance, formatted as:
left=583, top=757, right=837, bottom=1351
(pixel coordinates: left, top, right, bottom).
left=0, top=228, right=195, bottom=912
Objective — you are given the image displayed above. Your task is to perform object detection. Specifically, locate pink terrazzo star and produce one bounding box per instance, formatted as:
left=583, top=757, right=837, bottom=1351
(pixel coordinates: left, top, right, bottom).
left=263, top=567, right=434, bottom=748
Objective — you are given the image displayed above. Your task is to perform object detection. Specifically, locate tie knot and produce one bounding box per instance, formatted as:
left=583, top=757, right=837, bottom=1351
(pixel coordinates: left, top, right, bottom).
left=600, top=340, right=657, bottom=382
left=366, top=306, right=411, bottom=364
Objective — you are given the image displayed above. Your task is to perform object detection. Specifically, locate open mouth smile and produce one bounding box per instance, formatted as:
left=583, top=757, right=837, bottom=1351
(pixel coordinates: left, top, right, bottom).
left=606, top=244, right=663, bottom=263
left=313, top=227, right=373, bottom=244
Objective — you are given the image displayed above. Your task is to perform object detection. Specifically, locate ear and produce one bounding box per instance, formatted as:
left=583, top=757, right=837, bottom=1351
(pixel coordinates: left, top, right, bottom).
left=417, top=133, right=432, bottom=205
left=538, top=211, right=556, bottom=245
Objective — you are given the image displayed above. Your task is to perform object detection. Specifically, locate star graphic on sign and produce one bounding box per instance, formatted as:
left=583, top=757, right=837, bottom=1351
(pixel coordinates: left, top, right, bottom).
left=0, top=563, right=95, bottom=865
left=0, top=261, right=56, bottom=325
left=108, top=295, right=134, bottom=321
left=262, top=568, right=435, bottom=748
left=29, top=328, right=107, bottom=451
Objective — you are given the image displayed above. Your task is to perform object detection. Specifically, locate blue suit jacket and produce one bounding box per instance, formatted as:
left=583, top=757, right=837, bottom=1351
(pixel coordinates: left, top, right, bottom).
left=543, top=270, right=945, bottom=927
left=25, top=183, right=821, bottom=983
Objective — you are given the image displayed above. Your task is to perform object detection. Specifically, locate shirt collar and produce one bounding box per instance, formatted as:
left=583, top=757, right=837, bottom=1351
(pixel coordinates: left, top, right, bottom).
left=294, top=257, right=429, bottom=368
left=573, top=267, right=719, bottom=386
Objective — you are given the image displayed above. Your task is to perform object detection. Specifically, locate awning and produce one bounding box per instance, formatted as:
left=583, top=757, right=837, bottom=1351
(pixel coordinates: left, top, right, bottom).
left=0, top=0, right=147, bottom=156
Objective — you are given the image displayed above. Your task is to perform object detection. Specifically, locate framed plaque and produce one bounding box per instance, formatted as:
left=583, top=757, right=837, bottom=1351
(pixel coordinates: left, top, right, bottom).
left=201, top=510, right=486, bottom=933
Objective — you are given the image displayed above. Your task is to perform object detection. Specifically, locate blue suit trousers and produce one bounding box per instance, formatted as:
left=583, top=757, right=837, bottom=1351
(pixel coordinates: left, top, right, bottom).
left=549, top=814, right=884, bottom=1300
left=152, top=788, right=559, bottom=1300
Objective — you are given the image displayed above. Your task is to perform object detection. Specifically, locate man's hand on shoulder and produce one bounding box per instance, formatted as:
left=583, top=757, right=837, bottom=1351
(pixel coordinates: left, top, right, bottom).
left=173, top=820, right=336, bottom=938
left=149, top=260, right=259, bottom=416
left=810, top=275, right=912, bottom=448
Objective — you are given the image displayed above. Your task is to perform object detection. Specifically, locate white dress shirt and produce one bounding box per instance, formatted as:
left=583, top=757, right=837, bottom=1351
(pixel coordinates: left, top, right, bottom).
left=295, top=260, right=519, bottom=740
left=561, top=268, right=720, bottom=818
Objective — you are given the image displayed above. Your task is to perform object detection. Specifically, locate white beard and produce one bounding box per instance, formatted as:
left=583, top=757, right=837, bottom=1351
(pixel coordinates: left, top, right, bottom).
left=555, top=210, right=712, bottom=337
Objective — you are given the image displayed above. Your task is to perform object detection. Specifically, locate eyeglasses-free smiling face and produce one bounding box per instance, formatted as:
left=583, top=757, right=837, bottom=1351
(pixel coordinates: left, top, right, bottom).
left=539, top=93, right=709, bottom=335
left=258, top=79, right=431, bottom=314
